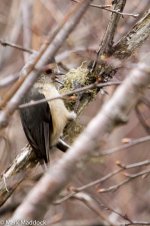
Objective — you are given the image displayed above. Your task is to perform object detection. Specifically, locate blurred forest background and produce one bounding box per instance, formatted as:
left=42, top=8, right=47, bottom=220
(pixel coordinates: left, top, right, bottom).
left=0, top=0, right=150, bottom=225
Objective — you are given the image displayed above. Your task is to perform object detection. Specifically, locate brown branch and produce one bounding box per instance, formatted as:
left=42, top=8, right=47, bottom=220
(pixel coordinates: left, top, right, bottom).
left=99, top=135, right=150, bottom=156
left=124, top=222, right=150, bottom=226
left=55, top=159, right=150, bottom=204
left=21, top=0, right=33, bottom=61
left=0, top=40, right=34, bottom=54
left=5, top=58, right=150, bottom=222
left=90, top=0, right=127, bottom=73
left=72, top=0, right=139, bottom=18
left=116, top=159, right=150, bottom=169
left=113, top=8, right=150, bottom=59
left=55, top=169, right=122, bottom=204
left=70, top=192, right=113, bottom=226
left=98, top=0, right=127, bottom=56
left=98, top=168, right=150, bottom=193
left=0, top=145, right=37, bottom=207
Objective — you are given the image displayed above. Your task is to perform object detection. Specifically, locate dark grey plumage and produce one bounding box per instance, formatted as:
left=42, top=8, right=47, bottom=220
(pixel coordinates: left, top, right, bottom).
left=19, top=87, right=53, bottom=163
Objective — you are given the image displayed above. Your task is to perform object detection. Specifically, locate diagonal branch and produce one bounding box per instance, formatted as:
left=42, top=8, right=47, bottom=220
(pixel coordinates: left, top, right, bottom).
left=0, top=40, right=34, bottom=54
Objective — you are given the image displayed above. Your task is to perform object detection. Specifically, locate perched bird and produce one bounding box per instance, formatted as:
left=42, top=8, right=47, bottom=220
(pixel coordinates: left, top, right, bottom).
left=19, top=73, right=75, bottom=164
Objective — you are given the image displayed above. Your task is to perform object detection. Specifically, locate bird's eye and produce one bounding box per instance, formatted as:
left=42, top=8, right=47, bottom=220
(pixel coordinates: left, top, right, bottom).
left=45, top=68, right=53, bottom=75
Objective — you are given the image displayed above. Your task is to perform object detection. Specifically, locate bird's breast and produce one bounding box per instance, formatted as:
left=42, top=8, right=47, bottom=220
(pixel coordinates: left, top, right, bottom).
left=37, top=83, right=69, bottom=145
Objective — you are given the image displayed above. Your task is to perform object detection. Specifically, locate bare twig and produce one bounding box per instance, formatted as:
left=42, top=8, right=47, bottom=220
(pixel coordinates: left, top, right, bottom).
left=0, top=145, right=37, bottom=207
left=0, top=2, right=22, bottom=66
left=123, top=222, right=150, bottom=226
left=71, top=192, right=113, bottom=226
left=72, top=0, right=111, bottom=10
left=99, top=135, right=150, bottom=156
left=21, top=0, right=33, bottom=61
left=98, top=168, right=150, bottom=193
left=19, top=81, right=121, bottom=109
left=72, top=0, right=139, bottom=18
left=0, top=40, right=34, bottom=54
left=55, top=168, right=122, bottom=204
left=116, top=159, right=150, bottom=169
left=90, top=0, right=127, bottom=72
left=55, top=159, right=150, bottom=204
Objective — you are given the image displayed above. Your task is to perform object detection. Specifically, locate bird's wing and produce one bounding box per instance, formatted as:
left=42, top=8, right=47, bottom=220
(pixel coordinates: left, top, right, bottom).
left=20, top=88, right=53, bottom=163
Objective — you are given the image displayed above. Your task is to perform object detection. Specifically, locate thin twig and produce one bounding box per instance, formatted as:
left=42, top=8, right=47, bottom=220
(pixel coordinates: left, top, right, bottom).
left=21, top=0, right=33, bottom=61
left=123, top=222, right=150, bottom=226
left=55, top=159, right=150, bottom=204
left=71, top=192, right=114, bottom=226
left=99, top=135, right=150, bottom=156
left=89, top=4, right=139, bottom=18
left=72, top=0, right=139, bottom=18
left=19, top=81, right=121, bottom=109
left=0, top=39, right=34, bottom=54
left=117, top=159, right=150, bottom=169
left=98, top=168, right=150, bottom=193
left=55, top=168, right=122, bottom=204
left=98, top=0, right=127, bottom=55
left=90, top=0, right=127, bottom=72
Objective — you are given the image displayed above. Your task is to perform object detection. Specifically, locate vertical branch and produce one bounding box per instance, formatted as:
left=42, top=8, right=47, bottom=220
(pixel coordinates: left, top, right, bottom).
left=21, top=0, right=33, bottom=62
left=98, top=0, right=127, bottom=56
left=0, top=0, right=22, bottom=66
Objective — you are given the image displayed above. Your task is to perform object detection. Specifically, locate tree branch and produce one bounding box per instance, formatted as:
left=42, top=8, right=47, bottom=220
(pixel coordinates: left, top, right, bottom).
left=98, top=0, right=127, bottom=55
left=113, top=9, right=150, bottom=58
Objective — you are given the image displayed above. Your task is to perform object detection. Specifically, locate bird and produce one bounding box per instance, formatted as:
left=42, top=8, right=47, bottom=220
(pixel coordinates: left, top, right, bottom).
left=19, top=72, right=76, bottom=164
